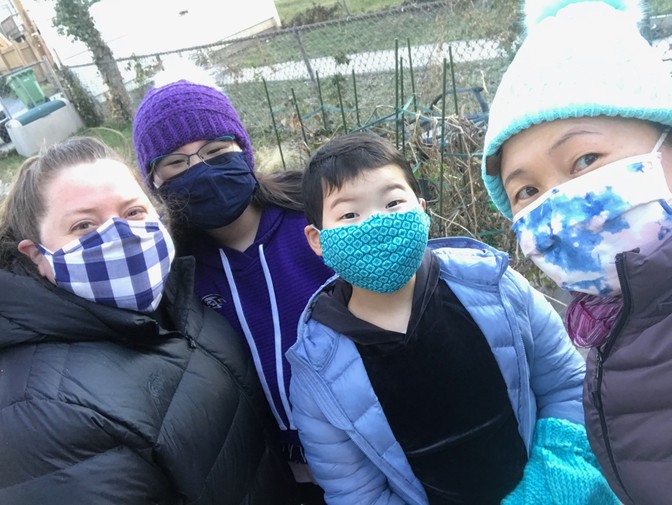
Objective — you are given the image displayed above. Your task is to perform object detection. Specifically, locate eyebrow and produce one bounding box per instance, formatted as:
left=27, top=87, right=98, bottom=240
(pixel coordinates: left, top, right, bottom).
left=548, top=129, right=601, bottom=154
left=62, top=197, right=143, bottom=219
left=328, top=182, right=408, bottom=210
left=502, top=168, right=526, bottom=188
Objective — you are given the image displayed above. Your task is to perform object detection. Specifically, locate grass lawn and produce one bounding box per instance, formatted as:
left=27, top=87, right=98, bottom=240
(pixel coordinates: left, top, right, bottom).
left=274, top=0, right=672, bottom=25
left=274, top=0, right=672, bottom=24
left=274, top=0, right=404, bottom=24
left=651, top=0, right=672, bottom=14
left=214, top=3, right=515, bottom=72
left=0, top=150, right=25, bottom=184
left=0, top=123, right=136, bottom=190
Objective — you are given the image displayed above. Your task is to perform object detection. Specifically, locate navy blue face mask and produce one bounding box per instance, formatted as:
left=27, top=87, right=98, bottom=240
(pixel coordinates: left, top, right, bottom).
left=158, top=151, right=259, bottom=230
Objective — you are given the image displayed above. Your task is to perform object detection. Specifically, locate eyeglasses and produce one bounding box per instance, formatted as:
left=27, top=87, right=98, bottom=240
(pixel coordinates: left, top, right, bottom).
left=149, top=136, right=238, bottom=185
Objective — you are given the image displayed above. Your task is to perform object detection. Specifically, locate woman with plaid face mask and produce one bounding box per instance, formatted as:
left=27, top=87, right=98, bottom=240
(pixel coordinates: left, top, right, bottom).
left=0, top=137, right=298, bottom=505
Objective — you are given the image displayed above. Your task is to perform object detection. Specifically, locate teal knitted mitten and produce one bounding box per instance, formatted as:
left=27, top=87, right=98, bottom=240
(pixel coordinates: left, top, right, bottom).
left=502, top=418, right=619, bottom=505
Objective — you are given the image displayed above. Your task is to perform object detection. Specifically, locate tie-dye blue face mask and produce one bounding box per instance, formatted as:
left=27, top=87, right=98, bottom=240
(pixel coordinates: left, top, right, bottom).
left=512, top=131, right=671, bottom=296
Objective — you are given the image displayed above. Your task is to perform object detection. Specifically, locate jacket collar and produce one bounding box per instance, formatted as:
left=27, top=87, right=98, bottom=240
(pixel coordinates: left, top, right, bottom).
left=0, top=257, right=198, bottom=349
left=428, top=237, right=509, bottom=287
left=297, top=238, right=509, bottom=345
left=618, top=234, right=672, bottom=322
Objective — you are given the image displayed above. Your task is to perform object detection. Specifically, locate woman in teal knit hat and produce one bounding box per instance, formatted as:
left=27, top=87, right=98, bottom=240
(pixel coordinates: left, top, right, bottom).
left=482, top=1, right=672, bottom=503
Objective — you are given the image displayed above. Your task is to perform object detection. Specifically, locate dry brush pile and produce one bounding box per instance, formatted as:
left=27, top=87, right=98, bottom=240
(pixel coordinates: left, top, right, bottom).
left=403, top=114, right=553, bottom=291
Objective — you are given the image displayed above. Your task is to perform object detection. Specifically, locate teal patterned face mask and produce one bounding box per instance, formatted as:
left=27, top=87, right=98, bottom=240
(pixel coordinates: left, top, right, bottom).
left=318, top=208, right=431, bottom=293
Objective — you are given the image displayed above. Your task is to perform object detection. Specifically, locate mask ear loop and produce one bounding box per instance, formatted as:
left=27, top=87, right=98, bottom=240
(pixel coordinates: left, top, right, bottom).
left=654, top=129, right=672, bottom=214
left=653, top=129, right=670, bottom=153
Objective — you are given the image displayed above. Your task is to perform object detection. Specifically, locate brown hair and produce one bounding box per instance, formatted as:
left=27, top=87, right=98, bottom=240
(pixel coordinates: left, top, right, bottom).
left=253, top=170, right=304, bottom=212
left=0, top=137, right=165, bottom=273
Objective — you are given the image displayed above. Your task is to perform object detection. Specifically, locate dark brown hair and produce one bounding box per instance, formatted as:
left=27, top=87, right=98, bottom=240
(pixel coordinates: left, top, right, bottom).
left=302, top=132, right=421, bottom=228
left=253, top=170, right=304, bottom=212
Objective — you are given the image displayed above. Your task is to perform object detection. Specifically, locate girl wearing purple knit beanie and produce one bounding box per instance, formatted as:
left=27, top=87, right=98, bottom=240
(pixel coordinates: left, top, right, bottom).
left=133, top=80, right=332, bottom=504
left=482, top=1, right=672, bottom=503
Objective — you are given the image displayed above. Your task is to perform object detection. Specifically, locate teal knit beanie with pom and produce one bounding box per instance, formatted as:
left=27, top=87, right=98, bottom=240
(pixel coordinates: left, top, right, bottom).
left=482, top=0, right=672, bottom=219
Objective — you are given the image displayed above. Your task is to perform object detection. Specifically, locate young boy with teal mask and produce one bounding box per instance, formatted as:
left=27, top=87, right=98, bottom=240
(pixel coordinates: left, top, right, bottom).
left=286, top=132, right=618, bottom=504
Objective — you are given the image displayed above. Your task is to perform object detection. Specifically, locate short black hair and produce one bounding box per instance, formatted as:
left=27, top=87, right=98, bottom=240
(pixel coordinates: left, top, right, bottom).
left=303, top=132, right=421, bottom=228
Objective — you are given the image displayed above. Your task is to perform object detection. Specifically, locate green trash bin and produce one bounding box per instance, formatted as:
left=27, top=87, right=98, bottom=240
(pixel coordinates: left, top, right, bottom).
left=6, top=68, right=46, bottom=109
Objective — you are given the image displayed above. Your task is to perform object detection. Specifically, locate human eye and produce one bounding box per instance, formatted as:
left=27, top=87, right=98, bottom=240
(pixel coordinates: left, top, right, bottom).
left=126, top=207, right=148, bottom=220
left=201, top=141, right=235, bottom=159
left=386, top=199, right=404, bottom=209
left=70, top=221, right=95, bottom=234
left=573, top=153, right=600, bottom=174
left=515, top=186, right=539, bottom=202
left=163, top=157, right=185, bottom=168
left=340, top=212, right=359, bottom=221
left=160, top=156, right=188, bottom=170
left=156, top=156, right=188, bottom=180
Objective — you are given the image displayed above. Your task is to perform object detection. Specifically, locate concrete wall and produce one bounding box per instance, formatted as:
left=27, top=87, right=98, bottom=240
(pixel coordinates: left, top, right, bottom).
left=25, top=0, right=281, bottom=65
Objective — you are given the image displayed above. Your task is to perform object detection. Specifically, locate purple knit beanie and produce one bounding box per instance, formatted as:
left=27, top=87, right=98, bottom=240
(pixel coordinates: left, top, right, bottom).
left=132, top=80, right=254, bottom=180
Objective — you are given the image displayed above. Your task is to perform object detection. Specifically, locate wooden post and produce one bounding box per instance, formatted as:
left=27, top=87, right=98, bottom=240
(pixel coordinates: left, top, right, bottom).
left=293, top=27, right=315, bottom=83
left=12, top=0, right=55, bottom=66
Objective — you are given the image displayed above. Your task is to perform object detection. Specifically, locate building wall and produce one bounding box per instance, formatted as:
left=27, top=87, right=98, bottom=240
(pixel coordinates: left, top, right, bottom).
left=25, top=0, right=281, bottom=66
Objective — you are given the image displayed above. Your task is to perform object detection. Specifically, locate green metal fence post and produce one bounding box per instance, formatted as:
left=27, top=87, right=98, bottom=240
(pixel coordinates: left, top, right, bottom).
left=316, top=71, right=328, bottom=131
left=406, top=38, right=417, bottom=112
left=262, top=77, right=286, bottom=171
left=336, top=76, right=347, bottom=132
left=394, top=38, right=400, bottom=149
left=291, top=87, right=309, bottom=146
left=351, top=69, right=361, bottom=128
left=448, top=45, right=459, bottom=116
left=440, top=58, right=448, bottom=228
left=399, top=56, right=405, bottom=156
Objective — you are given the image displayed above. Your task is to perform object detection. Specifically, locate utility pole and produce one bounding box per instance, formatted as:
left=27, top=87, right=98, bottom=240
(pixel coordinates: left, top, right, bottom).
left=12, top=0, right=55, bottom=65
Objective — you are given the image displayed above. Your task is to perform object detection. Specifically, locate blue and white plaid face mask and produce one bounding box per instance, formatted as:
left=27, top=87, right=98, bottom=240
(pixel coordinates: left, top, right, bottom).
left=318, top=208, right=430, bottom=293
left=37, top=217, right=176, bottom=312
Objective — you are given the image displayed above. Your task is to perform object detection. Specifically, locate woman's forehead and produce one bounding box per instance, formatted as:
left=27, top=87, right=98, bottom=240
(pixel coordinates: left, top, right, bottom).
left=506, top=117, right=658, bottom=149
left=44, top=159, right=148, bottom=208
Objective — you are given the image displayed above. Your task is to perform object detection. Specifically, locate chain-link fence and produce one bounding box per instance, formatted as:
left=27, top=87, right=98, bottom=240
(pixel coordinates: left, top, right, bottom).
left=10, top=0, right=672, bottom=164
left=3, top=0, right=670, bottom=294
left=61, top=0, right=670, bottom=169
left=55, top=0, right=671, bottom=282
left=65, top=1, right=521, bottom=162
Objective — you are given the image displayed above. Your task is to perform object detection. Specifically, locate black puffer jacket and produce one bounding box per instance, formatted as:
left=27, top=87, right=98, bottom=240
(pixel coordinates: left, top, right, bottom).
left=0, top=257, right=297, bottom=505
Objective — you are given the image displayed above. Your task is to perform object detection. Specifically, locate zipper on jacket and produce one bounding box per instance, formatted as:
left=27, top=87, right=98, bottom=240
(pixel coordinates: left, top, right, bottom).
left=185, top=333, right=197, bottom=349
left=164, top=329, right=197, bottom=350
left=592, top=254, right=634, bottom=503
